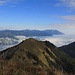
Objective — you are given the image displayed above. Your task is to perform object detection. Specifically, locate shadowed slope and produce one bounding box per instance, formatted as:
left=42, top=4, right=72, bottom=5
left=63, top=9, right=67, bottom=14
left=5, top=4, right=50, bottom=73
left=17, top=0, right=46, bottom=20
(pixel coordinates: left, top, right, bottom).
left=59, top=42, right=75, bottom=59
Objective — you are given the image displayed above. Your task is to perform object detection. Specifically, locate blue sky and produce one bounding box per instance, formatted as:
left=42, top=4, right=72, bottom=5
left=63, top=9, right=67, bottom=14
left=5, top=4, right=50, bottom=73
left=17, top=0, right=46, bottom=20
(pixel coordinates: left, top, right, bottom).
left=0, top=0, right=75, bottom=34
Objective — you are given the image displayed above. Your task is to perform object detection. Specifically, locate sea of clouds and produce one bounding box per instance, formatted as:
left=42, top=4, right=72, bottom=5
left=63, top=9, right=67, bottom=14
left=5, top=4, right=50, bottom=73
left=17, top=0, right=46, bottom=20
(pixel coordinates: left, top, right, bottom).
left=0, top=34, right=75, bottom=51
left=30, top=35, right=75, bottom=47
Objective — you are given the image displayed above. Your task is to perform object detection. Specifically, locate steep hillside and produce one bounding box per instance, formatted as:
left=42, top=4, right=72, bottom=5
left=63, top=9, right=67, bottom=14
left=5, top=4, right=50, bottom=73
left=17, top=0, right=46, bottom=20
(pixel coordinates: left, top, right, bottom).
left=59, top=42, right=75, bottom=59
left=0, top=38, right=75, bottom=75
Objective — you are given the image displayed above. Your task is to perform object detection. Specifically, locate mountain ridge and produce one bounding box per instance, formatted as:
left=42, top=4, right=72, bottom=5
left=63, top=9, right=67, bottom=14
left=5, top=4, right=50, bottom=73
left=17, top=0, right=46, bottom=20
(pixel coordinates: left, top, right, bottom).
left=0, top=38, right=75, bottom=75
left=59, top=41, right=75, bottom=59
left=0, top=29, right=63, bottom=38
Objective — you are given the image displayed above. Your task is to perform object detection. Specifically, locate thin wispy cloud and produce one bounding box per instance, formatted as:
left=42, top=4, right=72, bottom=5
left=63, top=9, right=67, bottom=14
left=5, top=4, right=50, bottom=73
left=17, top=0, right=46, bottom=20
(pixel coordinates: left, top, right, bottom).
left=60, top=15, right=75, bottom=21
left=55, top=0, right=75, bottom=8
left=0, top=0, right=11, bottom=5
left=49, top=15, right=75, bottom=34
left=0, top=0, right=21, bottom=5
left=50, top=22, right=75, bottom=35
left=61, top=0, right=75, bottom=7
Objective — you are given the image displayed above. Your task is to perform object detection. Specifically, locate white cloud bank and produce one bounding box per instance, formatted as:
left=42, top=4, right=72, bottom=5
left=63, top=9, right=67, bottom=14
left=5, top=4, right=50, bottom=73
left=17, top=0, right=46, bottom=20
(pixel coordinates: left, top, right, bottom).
left=41, top=35, right=75, bottom=47
left=0, top=35, right=75, bottom=51
left=27, top=35, right=75, bottom=47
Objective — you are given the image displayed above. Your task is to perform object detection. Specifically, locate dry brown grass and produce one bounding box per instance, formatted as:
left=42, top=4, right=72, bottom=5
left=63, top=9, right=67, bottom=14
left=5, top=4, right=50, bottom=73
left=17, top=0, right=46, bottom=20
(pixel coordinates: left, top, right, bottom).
left=0, top=59, right=74, bottom=75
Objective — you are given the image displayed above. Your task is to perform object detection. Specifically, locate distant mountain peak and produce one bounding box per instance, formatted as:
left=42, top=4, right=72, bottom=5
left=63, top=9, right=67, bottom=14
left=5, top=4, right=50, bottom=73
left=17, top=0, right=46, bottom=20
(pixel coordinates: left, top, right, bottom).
left=0, top=29, right=63, bottom=38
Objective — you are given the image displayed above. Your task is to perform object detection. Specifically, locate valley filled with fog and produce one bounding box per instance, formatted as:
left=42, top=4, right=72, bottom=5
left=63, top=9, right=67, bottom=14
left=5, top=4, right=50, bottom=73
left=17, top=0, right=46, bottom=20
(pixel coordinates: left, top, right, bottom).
left=0, top=34, right=75, bottom=51
left=40, top=35, right=75, bottom=47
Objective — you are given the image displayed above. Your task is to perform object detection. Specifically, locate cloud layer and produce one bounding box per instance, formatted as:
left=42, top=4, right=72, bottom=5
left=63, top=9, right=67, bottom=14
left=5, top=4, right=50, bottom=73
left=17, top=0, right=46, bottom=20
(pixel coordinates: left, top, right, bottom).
left=41, top=35, right=75, bottom=47
left=0, top=34, right=75, bottom=51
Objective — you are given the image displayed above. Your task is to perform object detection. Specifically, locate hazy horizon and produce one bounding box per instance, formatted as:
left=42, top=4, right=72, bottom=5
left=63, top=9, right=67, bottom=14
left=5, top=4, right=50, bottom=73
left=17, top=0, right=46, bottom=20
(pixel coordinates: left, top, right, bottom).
left=0, top=0, right=75, bottom=50
left=0, top=0, right=75, bottom=35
